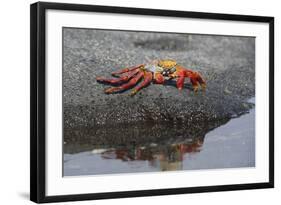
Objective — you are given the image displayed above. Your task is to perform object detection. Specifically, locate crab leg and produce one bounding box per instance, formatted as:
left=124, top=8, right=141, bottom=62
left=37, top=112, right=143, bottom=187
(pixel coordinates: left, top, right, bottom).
left=130, top=72, right=153, bottom=96
left=189, top=71, right=206, bottom=91
left=111, top=64, right=144, bottom=76
left=96, top=69, right=139, bottom=84
left=154, top=73, right=165, bottom=84
left=176, top=70, right=186, bottom=90
left=105, top=72, right=144, bottom=94
left=196, top=72, right=207, bottom=90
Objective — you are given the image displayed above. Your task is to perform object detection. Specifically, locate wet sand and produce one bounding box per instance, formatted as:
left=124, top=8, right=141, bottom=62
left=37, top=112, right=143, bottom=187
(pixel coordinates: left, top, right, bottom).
left=63, top=28, right=255, bottom=129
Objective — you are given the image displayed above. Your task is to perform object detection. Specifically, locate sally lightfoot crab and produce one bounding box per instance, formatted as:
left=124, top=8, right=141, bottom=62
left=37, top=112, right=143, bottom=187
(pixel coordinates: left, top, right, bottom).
left=96, top=60, right=206, bottom=96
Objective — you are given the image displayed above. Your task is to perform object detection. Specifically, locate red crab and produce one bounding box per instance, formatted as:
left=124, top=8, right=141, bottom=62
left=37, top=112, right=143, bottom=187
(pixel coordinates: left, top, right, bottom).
left=96, top=60, right=206, bottom=96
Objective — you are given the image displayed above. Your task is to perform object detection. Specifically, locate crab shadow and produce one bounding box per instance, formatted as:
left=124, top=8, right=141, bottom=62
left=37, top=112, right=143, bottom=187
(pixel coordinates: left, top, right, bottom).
left=96, top=79, right=194, bottom=94
left=163, top=80, right=193, bottom=90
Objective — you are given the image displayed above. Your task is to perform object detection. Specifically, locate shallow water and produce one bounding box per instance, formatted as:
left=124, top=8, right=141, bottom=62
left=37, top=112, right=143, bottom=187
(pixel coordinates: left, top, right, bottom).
left=64, top=99, right=255, bottom=176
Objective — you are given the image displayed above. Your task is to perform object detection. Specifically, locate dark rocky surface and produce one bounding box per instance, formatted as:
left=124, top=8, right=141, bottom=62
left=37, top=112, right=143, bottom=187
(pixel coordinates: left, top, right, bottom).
left=63, top=28, right=255, bottom=148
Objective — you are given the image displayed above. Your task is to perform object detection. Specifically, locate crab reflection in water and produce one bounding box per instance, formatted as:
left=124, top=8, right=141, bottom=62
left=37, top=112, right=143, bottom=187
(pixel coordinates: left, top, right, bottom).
left=100, top=138, right=204, bottom=171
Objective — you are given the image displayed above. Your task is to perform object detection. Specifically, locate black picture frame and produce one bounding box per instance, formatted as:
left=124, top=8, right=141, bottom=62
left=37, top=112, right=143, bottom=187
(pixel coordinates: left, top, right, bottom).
left=30, top=1, right=274, bottom=203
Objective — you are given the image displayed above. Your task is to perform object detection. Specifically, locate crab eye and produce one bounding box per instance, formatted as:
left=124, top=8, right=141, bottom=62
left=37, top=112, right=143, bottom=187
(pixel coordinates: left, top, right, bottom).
left=162, top=70, right=169, bottom=76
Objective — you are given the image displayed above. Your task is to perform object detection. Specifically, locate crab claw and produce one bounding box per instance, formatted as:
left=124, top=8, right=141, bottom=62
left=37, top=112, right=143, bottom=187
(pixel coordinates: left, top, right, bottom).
left=175, top=65, right=206, bottom=92
left=190, top=71, right=206, bottom=92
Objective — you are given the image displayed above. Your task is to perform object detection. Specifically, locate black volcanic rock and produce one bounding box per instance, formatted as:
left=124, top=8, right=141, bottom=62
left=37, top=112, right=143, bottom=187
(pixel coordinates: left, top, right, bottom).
left=63, top=28, right=255, bottom=149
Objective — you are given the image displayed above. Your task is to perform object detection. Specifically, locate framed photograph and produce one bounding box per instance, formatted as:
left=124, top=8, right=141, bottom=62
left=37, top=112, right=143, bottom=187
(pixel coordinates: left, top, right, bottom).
left=30, top=1, right=274, bottom=203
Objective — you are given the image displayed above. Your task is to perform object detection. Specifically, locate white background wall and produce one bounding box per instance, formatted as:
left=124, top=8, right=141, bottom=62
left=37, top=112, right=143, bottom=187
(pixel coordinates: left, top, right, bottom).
left=0, top=0, right=279, bottom=204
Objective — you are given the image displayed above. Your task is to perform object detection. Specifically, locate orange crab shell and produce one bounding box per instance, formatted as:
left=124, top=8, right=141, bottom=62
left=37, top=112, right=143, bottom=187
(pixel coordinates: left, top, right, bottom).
left=157, top=59, right=177, bottom=69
